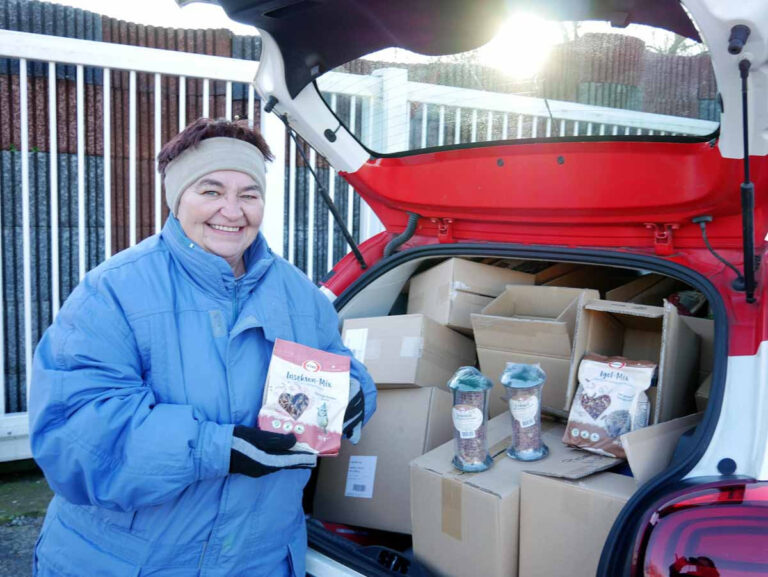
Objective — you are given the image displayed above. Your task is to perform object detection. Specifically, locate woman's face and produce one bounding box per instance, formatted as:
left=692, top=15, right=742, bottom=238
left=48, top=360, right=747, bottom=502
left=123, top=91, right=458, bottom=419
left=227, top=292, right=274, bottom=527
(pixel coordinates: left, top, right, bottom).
left=176, top=170, right=264, bottom=275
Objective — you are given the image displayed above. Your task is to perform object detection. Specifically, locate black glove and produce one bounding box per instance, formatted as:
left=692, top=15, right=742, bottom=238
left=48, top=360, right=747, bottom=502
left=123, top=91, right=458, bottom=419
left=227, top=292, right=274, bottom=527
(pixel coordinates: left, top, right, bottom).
left=229, top=425, right=317, bottom=478
left=342, top=378, right=365, bottom=444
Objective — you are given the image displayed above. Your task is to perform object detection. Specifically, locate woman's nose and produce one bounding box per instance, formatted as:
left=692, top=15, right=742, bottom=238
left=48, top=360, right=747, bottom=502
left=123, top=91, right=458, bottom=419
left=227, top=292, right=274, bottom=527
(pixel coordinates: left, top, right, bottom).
left=219, top=195, right=244, bottom=219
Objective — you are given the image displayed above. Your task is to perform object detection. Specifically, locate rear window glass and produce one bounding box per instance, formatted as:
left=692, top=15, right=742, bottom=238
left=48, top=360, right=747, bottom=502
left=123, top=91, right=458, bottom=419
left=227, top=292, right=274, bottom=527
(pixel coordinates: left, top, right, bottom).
left=317, top=15, right=718, bottom=155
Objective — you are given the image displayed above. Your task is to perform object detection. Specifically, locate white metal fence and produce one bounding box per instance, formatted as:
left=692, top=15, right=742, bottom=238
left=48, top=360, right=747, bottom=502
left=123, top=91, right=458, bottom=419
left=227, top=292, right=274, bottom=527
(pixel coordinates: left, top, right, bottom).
left=0, top=29, right=718, bottom=460
left=0, top=30, right=330, bottom=460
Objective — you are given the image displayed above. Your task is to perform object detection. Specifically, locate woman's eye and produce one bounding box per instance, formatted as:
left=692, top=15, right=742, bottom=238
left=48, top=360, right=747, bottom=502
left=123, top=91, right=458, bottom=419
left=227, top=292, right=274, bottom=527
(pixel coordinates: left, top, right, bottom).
left=202, top=190, right=220, bottom=197
left=241, top=193, right=262, bottom=200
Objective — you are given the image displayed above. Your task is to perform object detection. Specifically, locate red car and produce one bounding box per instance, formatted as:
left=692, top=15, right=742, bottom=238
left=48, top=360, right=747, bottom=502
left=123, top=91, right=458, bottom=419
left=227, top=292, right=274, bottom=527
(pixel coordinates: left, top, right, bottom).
left=209, top=1, right=768, bottom=575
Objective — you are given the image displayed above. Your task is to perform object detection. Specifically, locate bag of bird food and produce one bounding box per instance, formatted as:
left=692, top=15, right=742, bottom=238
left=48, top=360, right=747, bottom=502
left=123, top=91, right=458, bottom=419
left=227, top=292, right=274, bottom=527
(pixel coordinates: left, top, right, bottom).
left=563, top=353, right=656, bottom=459
left=258, top=339, right=350, bottom=456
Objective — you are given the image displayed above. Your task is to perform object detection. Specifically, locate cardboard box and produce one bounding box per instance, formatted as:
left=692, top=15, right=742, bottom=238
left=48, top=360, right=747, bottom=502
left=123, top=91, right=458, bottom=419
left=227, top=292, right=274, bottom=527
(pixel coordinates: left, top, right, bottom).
left=313, top=387, right=453, bottom=534
left=606, top=273, right=688, bottom=306
left=342, top=314, right=476, bottom=389
left=530, top=262, right=582, bottom=285
left=518, top=472, right=636, bottom=577
left=543, top=266, right=639, bottom=297
left=410, top=416, right=619, bottom=577
left=407, top=258, right=534, bottom=332
left=566, top=300, right=700, bottom=424
left=467, top=260, right=581, bottom=285
left=411, top=412, right=699, bottom=577
left=519, top=412, right=702, bottom=577
left=471, top=286, right=599, bottom=417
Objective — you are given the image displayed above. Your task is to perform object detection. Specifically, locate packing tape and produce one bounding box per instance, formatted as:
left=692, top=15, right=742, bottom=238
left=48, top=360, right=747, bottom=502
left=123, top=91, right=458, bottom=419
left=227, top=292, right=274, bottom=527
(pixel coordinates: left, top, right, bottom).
left=441, top=477, right=463, bottom=541
left=342, top=328, right=368, bottom=363
left=365, top=339, right=381, bottom=360
left=400, top=337, right=424, bottom=358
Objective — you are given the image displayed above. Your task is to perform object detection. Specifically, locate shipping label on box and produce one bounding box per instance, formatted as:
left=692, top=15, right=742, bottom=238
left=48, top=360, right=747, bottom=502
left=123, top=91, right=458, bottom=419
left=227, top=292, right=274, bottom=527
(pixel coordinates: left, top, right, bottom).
left=344, top=456, right=377, bottom=499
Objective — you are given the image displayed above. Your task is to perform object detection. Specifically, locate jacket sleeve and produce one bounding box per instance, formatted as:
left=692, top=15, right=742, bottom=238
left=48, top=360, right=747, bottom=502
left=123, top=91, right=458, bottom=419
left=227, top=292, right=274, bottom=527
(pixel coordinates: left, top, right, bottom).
left=314, top=292, right=377, bottom=425
left=29, top=275, right=233, bottom=512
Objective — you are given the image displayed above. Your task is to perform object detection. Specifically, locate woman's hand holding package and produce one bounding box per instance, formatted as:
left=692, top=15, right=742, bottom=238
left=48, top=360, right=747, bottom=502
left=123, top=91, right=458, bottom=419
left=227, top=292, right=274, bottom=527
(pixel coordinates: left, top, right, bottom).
left=342, top=377, right=365, bottom=444
left=230, top=425, right=317, bottom=478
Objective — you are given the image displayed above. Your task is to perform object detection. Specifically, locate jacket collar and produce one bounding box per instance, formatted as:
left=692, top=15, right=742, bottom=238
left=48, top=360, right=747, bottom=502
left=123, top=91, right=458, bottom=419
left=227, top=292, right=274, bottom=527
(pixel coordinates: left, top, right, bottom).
left=160, top=216, right=275, bottom=298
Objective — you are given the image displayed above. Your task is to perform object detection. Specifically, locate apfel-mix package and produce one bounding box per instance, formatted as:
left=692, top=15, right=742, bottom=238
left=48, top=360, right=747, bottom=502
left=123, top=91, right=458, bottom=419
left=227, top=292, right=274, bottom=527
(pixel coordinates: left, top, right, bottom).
left=563, top=353, right=656, bottom=459
left=258, top=339, right=350, bottom=456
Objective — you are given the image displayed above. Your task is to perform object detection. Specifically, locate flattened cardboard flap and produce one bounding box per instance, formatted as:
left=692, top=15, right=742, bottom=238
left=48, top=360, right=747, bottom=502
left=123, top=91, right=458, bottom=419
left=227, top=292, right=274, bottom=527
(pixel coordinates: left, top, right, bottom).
left=621, top=412, right=702, bottom=485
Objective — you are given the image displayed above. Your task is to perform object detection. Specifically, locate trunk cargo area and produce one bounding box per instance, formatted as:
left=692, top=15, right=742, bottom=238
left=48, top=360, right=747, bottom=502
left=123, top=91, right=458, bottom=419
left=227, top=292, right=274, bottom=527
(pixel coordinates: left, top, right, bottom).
left=306, top=255, right=715, bottom=577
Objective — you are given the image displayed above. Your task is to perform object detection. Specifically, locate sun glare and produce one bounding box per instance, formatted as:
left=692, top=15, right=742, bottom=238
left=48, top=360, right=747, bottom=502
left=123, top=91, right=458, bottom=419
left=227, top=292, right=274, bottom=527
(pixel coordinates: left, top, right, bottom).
left=478, top=13, right=564, bottom=80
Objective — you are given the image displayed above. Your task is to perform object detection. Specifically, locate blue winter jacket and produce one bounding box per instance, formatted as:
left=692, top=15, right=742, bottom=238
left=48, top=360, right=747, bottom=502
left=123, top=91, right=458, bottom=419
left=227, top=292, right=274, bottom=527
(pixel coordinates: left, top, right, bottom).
left=29, top=216, right=376, bottom=577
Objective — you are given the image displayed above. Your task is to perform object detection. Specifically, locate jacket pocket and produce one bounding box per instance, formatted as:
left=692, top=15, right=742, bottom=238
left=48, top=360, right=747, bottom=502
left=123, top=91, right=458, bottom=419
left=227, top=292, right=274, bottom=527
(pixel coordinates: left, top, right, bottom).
left=36, top=513, right=138, bottom=576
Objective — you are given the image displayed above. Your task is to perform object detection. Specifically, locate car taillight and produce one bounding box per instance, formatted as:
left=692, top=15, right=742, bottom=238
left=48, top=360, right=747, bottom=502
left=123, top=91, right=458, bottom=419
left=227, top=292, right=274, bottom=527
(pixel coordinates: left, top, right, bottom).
left=634, top=481, right=768, bottom=576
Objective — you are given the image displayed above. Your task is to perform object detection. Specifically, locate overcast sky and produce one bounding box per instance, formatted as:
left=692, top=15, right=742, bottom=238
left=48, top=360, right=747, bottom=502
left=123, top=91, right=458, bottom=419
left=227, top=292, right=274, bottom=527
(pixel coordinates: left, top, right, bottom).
left=46, top=0, right=258, bottom=34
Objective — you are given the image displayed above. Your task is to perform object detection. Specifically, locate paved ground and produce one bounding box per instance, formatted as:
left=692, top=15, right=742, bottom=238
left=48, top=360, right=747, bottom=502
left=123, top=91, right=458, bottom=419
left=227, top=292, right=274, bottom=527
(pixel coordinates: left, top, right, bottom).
left=0, top=462, right=52, bottom=576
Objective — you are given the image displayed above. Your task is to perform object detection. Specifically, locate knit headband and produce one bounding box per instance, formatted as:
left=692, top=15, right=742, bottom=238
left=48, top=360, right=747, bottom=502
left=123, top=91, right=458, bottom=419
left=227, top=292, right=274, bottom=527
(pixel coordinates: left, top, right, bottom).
left=163, top=137, right=267, bottom=215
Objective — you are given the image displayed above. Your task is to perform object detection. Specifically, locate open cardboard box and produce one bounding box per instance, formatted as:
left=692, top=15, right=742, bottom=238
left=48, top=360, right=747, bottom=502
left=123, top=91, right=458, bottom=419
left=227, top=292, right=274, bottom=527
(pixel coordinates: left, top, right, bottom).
left=566, top=300, right=700, bottom=423
left=407, top=258, right=534, bottom=333
left=471, top=285, right=598, bottom=418
left=411, top=412, right=701, bottom=577
left=341, top=314, right=476, bottom=389
left=519, top=412, right=702, bottom=577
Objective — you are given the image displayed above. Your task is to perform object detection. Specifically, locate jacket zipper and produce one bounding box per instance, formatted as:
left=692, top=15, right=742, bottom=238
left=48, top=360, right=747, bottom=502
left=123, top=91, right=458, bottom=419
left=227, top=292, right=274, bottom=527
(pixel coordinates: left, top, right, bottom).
left=231, top=279, right=241, bottom=327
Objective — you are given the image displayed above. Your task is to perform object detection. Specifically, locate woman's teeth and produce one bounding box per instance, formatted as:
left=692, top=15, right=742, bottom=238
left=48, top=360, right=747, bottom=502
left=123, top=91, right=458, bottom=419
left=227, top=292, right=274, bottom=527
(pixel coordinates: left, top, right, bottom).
left=209, top=224, right=240, bottom=232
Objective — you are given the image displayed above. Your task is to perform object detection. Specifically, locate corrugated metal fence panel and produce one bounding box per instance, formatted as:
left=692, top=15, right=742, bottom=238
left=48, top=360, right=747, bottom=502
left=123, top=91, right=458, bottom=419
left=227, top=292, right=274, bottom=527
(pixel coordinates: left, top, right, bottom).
left=0, top=149, right=102, bottom=413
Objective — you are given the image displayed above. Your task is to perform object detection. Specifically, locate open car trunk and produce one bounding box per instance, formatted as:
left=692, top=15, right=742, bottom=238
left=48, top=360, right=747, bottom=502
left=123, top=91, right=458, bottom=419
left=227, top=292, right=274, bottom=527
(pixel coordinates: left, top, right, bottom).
left=303, top=247, right=719, bottom=577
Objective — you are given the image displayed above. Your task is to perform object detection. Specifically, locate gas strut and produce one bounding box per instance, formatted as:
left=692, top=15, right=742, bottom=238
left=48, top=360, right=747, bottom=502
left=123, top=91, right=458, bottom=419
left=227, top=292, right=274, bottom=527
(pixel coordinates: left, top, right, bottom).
left=264, top=96, right=367, bottom=271
left=729, top=25, right=757, bottom=303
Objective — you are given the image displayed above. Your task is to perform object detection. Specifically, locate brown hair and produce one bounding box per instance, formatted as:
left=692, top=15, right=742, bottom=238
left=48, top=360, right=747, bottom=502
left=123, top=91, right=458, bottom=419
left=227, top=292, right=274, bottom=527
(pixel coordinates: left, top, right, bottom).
left=157, top=117, right=274, bottom=177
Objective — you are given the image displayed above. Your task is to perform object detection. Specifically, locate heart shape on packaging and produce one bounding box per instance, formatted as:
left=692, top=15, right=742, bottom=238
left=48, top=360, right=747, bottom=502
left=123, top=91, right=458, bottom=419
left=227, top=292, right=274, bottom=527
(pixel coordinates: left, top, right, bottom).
left=580, top=393, right=611, bottom=420
left=279, top=392, right=310, bottom=420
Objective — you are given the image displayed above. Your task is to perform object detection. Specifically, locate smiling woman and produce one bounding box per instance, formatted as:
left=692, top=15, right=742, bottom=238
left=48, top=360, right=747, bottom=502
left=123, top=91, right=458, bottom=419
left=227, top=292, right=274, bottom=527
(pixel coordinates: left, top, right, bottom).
left=28, top=116, right=377, bottom=577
